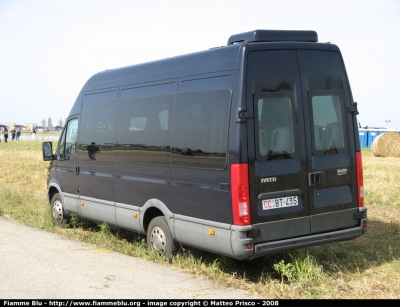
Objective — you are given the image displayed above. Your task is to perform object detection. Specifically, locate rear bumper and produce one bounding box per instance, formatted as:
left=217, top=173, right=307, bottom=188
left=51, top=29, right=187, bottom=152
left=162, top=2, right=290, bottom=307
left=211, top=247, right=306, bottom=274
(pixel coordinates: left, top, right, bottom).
left=251, top=221, right=367, bottom=259
left=230, top=207, right=367, bottom=260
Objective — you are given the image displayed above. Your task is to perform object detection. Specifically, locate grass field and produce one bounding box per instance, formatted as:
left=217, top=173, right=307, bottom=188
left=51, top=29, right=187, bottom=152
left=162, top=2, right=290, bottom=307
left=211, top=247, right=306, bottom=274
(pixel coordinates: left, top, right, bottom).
left=0, top=140, right=399, bottom=298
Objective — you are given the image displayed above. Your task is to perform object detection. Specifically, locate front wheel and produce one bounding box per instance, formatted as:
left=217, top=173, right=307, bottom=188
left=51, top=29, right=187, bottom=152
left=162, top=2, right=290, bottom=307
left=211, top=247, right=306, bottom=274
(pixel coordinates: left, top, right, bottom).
left=147, top=216, right=177, bottom=259
left=50, top=193, right=70, bottom=228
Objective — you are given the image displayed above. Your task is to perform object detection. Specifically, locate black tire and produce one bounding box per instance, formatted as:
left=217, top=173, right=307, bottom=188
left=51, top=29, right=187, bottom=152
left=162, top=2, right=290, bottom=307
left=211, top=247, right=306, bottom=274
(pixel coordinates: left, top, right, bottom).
left=147, top=216, right=177, bottom=259
left=50, top=193, right=70, bottom=228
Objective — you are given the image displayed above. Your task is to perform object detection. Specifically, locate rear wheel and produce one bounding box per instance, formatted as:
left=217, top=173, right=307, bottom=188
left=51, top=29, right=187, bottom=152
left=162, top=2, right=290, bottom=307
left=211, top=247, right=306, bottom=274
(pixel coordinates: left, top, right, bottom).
left=147, top=216, right=177, bottom=259
left=50, top=193, right=69, bottom=228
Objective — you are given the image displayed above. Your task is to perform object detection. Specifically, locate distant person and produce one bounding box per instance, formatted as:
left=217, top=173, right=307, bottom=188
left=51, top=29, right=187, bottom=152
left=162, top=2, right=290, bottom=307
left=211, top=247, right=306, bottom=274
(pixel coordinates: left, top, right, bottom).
left=87, top=142, right=101, bottom=160
left=11, top=129, right=16, bottom=141
left=16, top=129, right=21, bottom=141
left=32, top=129, right=36, bottom=140
left=4, top=129, right=9, bottom=143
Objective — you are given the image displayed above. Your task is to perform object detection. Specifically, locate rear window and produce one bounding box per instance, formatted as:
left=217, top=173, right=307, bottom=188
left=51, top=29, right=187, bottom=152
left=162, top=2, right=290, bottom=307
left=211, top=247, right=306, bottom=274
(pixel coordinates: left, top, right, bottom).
left=255, top=92, right=298, bottom=161
left=309, top=90, right=347, bottom=155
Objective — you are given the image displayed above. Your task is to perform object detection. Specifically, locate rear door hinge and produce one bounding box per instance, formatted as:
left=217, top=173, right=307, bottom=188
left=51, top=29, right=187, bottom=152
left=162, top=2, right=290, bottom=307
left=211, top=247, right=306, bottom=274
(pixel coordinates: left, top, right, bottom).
left=236, top=108, right=253, bottom=123
left=220, top=183, right=230, bottom=192
left=347, top=102, right=359, bottom=115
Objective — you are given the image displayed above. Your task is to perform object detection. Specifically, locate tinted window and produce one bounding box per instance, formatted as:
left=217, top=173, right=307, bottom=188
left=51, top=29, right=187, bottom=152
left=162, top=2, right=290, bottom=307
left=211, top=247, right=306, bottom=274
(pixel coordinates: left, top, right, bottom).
left=114, top=95, right=174, bottom=165
left=309, top=90, right=347, bottom=155
left=78, top=100, right=116, bottom=161
left=172, top=89, right=230, bottom=169
left=59, top=119, right=78, bottom=159
left=255, top=92, right=297, bottom=161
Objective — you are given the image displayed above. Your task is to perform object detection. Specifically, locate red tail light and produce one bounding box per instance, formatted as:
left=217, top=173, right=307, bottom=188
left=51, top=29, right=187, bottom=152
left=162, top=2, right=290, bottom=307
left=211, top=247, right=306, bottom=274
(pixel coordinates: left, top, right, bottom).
left=231, top=163, right=251, bottom=226
left=356, top=151, right=364, bottom=207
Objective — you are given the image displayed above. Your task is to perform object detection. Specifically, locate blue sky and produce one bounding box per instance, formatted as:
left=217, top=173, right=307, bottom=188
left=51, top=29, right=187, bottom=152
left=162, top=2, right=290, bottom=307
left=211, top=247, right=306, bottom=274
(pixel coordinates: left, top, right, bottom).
left=1, top=0, right=399, bottom=129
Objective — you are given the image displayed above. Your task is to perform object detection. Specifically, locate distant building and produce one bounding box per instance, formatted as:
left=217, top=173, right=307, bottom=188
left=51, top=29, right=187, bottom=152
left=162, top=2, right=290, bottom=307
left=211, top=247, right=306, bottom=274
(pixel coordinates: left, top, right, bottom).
left=35, top=126, right=45, bottom=132
left=57, top=118, right=66, bottom=127
left=14, top=124, right=25, bottom=130
left=41, top=117, right=53, bottom=131
left=24, top=123, right=37, bottom=131
left=5, top=122, right=16, bottom=130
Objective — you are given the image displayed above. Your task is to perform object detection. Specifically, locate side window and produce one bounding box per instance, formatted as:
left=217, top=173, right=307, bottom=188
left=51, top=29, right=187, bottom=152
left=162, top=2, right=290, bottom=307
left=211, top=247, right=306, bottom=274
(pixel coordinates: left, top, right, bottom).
left=59, top=119, right=78, bottom=159
left=114, top=95, right=173, bottom=165
left=310, top=91, right=347, bottom=155
left=78, top=100, right=116, bottom=161
left=58, top=130, right=66, bottom=159
left=172, top=89, right=230, bottom=169
left=255, top=92, right=297, bottom=161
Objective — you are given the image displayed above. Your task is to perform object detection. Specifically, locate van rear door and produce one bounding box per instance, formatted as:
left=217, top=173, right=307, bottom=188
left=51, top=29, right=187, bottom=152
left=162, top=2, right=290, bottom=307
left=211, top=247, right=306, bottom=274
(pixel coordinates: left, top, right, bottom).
left=298, top=49, right=359, bottom=234
left=246, top=47, right=359, bottom=245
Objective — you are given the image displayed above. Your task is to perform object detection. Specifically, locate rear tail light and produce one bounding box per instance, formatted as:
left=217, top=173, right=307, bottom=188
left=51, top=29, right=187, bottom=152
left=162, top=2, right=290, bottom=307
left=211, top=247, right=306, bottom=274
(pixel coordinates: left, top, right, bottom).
left=356, top=151, right=364, bottom=207
left=231, top=163, right=251, bottom=226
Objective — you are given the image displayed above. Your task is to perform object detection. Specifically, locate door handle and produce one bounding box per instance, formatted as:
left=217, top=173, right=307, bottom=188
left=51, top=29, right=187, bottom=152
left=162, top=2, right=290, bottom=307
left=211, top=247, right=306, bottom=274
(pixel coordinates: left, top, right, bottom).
left=308, top=171, right=325, bottom=186
left=75, top=165, right=79, bottom=175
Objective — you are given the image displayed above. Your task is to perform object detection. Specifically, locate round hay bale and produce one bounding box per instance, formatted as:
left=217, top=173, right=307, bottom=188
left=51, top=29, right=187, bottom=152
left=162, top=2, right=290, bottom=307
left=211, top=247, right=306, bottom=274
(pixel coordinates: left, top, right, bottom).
left=371, top=132, right=400, bottom=158
left=371, top=134, right=383, bottom=157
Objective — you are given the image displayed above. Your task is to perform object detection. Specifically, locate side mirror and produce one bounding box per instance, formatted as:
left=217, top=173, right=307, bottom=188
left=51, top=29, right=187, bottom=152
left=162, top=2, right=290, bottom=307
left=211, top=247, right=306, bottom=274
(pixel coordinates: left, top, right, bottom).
left=42, top=142, right=55, bottom=161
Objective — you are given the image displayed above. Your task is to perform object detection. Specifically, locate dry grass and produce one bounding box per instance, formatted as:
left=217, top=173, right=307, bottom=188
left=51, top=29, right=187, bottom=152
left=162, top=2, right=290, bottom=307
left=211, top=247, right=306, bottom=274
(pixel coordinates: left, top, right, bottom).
left=0, top=141, right=399, bottom=298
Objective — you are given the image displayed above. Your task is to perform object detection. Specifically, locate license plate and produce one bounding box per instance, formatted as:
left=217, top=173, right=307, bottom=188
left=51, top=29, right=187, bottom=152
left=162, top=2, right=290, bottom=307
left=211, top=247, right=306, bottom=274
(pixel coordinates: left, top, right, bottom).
left=262, top=196, right=298, bottom=210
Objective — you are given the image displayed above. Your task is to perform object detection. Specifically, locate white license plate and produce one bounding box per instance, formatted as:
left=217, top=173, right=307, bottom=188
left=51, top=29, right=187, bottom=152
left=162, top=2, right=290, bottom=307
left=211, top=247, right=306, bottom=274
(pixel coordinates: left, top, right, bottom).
left=262, top=196, right=298, bottom=210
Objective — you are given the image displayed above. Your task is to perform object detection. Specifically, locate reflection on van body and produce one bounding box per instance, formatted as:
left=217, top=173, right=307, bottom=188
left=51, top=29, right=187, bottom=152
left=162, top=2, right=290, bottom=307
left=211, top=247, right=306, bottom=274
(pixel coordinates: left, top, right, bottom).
left=42, top=30, right=367, bottom=260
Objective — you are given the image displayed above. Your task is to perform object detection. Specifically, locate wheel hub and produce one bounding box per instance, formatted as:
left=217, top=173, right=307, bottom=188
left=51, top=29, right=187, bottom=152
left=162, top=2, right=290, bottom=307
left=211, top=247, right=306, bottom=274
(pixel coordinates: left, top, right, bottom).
left=150, top=226, right=165, bottom=253
left=52, top=201, right=64, bottom=224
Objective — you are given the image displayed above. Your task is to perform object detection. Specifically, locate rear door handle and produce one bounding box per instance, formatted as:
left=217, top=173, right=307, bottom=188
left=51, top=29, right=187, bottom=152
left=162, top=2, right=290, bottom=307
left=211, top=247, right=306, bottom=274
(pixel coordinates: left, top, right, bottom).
left=308, top=171, right=325, bottom=186
left=75, top=165, right=79, bottom=175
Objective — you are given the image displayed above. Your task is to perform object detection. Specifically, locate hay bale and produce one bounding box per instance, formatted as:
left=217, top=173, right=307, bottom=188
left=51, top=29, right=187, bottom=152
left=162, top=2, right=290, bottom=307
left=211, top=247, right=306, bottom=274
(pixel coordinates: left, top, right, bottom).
left=371, top=134, right=383, bottom=157
left=371, top=132, right=400, bottom=158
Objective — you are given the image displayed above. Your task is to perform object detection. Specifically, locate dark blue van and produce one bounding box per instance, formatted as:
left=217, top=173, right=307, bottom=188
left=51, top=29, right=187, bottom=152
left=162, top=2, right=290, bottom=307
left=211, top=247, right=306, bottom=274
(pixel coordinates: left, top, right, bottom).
left=42, top=30, right=367, bottom=260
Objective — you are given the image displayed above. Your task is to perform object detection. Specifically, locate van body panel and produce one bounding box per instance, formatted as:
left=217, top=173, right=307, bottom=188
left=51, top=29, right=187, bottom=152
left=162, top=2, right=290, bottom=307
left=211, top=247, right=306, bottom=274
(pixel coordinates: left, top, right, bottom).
left=62, top=192, right=79, bottom=214
left=172, top=168, right=230, bottom=222
left=78, top=161, right=115, bottom=201
left=230, top=226, right=256, bottom=260
left=115, top=203, right=141, bottom=232
left=53, top=155, right=79, bottom=196
left=172, top=216, right=254, bottom=260
left=173, top=216, right=233, bottom=257
left=114, top=164, right=173, bottom=208
left=310, top=208, right=358, bottom=233
left=252, top=217, right=311, bottom=243
left=79, top=196, right=117, bottom=225
left=313, top=185, right=353, bottom=208
left=44, top=30, right=366, bottom=260
left=312, top=154, right=351, bottom=170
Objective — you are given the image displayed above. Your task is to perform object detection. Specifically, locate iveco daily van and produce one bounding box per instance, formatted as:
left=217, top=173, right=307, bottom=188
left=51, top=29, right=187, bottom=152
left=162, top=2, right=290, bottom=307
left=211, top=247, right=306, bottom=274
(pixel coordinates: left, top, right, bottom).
left=42, top=30, right=367, bottom=260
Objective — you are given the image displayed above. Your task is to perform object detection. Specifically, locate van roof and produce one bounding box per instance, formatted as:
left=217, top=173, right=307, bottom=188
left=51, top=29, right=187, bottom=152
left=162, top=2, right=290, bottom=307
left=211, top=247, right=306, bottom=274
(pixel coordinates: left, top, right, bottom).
left=80, top=30, right=326, bottom=93
left=227, top=30, right=318, bottom=45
